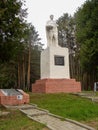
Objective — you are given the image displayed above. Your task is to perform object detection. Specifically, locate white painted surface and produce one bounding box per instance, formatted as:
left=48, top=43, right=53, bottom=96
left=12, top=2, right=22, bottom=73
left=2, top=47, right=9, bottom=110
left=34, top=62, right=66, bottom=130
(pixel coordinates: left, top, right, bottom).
left=41, top=46, right=70, bottom=79
left=46, top=15, right=58, bottom=47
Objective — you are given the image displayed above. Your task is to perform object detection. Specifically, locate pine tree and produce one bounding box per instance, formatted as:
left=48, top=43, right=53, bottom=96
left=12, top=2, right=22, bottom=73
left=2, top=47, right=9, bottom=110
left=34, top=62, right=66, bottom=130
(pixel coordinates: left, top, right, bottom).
left=75, top=0, right=98, bottom=90
left=0, top=0, right=27, bottom=88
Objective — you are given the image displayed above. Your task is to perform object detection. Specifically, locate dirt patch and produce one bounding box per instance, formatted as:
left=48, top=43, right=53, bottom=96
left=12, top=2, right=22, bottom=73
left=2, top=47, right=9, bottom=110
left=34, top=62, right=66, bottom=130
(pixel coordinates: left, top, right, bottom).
left=42, top=127, right=50, bottom=130
left=81, top=120, right=98, bottom=130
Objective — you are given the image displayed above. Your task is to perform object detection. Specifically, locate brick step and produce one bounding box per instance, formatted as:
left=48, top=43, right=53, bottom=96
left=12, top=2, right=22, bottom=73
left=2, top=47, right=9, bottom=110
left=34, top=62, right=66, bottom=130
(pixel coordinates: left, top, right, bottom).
left=32, top=78, right=81, bottom=93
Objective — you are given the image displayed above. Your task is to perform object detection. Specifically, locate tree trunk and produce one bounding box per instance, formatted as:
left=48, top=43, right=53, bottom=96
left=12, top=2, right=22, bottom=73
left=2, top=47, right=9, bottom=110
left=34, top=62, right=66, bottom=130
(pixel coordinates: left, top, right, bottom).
left=18, top=62, right=20, bottom=89
left=27, top=42, right=31, bottom=90
left=23, top=54, right=25, bottom=90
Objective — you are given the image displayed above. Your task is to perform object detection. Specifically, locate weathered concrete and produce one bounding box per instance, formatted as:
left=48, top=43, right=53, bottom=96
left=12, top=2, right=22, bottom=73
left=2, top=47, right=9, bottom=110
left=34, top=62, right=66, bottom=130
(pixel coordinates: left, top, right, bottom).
left=19, top=104, right=95, bottom=130
left=74, top=92, right=98, bottom=102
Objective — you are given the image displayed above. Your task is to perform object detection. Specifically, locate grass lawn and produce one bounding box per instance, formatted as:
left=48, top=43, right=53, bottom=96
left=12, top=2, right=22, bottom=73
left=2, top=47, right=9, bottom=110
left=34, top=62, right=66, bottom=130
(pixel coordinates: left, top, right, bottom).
left=0, top=106, right=49, bottom=130
left=29, top=93, right=98, bottom=129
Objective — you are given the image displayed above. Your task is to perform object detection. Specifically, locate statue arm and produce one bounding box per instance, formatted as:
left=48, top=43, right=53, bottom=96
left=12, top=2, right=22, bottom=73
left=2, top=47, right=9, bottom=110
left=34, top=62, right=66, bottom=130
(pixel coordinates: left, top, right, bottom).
left=46, top=25, right=53, bottom=31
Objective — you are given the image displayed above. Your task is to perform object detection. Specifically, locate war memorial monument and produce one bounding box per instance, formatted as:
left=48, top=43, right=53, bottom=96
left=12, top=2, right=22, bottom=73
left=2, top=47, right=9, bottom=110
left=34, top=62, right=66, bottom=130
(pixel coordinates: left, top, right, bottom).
left=32, top=15, right=81, bottom=93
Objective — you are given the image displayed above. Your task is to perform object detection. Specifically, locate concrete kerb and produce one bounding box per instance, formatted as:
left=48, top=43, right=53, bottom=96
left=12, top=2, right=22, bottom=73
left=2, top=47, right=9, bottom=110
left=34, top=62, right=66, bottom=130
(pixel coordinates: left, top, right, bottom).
left=29, top=103, right=37, bottom=107
left=35, top=104, right=96, bottom=130
left=19, top=108, right=29, bottom=115
left=20, top=105, right=63, bottom=130
left=19, top=104, right=95, bottom=130
left=19, top=105, right=51, bottom=129
left=65, top=118, right=95, bottom=130
left=49, top=113, right=95, bottom=130
left=19, top=106, right=49, bottom=117
left=35, top=107, right=49, bottom=113
left=2, top=104, right=31, bottom=110
left=2, top=104, right=17, bottom=109
left=30, top=103, right=49, bottom=113
left=28, top=115, right=53, bottom=130
left=73, top=93, right=98, bottom=103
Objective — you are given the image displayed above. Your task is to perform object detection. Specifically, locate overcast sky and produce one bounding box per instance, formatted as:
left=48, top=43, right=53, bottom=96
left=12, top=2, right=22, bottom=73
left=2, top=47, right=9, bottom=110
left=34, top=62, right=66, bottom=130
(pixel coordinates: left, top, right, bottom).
left=25, top=0, right=86, bottom=47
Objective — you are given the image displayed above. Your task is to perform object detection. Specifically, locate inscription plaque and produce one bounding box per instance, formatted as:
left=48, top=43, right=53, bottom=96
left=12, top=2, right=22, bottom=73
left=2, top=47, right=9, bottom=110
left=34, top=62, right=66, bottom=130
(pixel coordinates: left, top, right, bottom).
left=54, top=55, right=64, bottom=66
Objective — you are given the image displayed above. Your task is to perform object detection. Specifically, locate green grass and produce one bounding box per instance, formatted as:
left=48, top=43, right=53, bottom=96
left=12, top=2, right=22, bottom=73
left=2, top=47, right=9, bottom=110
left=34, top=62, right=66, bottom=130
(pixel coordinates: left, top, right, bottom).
left=30, top=93, right=98, bottom=129
left=0, top=107, right=48, bottom=130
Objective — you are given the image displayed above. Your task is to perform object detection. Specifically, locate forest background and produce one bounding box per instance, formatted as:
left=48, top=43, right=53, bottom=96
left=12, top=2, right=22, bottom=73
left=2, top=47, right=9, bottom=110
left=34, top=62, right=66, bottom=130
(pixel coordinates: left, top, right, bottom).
left=0, top=0, right=98, bottom=91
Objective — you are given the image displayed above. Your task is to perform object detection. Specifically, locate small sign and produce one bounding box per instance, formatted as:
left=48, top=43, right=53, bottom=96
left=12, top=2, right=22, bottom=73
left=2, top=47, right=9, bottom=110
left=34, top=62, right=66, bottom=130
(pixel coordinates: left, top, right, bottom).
left=94, top=82, right=98, bottom=92
left=54, top=55, right=64, bottom=66
left=17, top=95, right=23, bottom=100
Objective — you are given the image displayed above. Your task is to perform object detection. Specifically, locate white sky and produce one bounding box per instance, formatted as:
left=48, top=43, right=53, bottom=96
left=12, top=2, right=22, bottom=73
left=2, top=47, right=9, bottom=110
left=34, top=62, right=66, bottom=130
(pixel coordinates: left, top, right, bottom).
left=25, top=0, right=86, bottom=47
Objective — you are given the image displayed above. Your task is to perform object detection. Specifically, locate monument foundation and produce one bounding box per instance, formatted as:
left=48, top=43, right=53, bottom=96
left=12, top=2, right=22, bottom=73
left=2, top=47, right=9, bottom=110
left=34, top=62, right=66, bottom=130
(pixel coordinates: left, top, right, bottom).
left=32, top=15, right=81, bottom=93
left=32, top=79, right=81, bottom=93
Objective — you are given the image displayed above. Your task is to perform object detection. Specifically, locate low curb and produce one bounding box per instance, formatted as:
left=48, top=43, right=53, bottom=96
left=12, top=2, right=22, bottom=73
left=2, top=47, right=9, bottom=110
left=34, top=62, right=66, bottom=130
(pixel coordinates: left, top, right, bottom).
left=48, top=113, right=95, bottom=130
left=20, top=104, right=95, bottom=130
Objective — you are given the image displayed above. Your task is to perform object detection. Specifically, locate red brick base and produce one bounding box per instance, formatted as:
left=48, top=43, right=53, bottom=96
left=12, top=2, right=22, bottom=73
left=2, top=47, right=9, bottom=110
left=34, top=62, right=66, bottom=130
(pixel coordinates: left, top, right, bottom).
left=32, top=78, right=81, bottom=93
left=0, top=90, right=29, bottom=106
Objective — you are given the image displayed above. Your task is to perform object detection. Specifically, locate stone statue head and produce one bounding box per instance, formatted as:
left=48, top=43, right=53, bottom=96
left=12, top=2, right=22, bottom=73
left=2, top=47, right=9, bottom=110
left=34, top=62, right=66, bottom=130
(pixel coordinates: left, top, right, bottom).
left=50, top=15, right=54, bottom=20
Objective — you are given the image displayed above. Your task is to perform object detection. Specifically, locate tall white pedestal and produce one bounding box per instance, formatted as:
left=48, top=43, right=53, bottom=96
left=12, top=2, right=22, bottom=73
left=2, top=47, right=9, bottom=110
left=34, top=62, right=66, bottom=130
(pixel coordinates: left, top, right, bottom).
left=41, top=46, right=70, bottom=79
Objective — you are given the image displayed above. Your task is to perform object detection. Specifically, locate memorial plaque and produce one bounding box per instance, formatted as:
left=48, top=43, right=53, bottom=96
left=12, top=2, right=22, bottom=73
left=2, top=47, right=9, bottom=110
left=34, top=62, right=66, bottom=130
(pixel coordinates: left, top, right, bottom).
left=54, top=55, right=64, bottom=66
left=17, top=95, right=23, bottom=100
